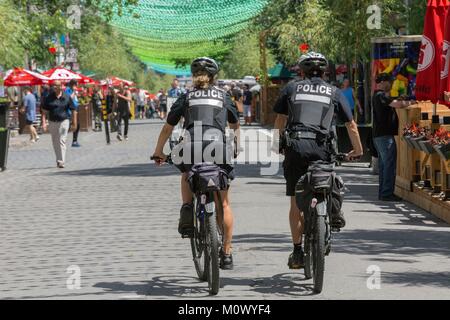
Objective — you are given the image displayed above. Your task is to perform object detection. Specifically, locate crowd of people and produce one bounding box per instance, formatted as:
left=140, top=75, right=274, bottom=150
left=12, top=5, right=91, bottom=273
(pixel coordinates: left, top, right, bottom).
left=217, top=82, right=255, bottom=126
left=16, top=77, right=201, bottom=168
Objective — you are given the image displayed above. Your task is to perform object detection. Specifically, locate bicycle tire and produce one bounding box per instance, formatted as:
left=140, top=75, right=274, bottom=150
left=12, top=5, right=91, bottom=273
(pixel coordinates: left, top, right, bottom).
left=312, top=201, right=327, bottom=294
left=304, top=236, right=312, bottom=280
left=304, top=207, right=312, bottom=280
left=191, top=197, right=207, bottom=281
left=205, top=210, right=220, bottom=295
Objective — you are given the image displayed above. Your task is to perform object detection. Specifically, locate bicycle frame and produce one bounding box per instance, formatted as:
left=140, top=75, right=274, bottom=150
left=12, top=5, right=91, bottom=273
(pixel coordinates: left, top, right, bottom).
left=306, top=188, right=333, bottom=249
left=194, top=191, right=224, bottom=244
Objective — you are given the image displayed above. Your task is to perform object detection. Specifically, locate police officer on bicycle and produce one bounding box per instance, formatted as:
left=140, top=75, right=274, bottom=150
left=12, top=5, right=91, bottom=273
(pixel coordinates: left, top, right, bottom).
left=152, top=57, right=240, bottom=270
left=273, top=52, right=363, bottom=269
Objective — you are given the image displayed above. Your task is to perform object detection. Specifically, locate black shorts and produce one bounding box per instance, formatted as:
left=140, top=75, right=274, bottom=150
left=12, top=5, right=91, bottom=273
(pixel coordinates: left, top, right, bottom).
left=137, top=105, right=145, bottom=112
left=159, top=104, right=167, bottom=113
left=26, top=120, right=34, bottom=125
left=283, top=139, right=331, bottom=196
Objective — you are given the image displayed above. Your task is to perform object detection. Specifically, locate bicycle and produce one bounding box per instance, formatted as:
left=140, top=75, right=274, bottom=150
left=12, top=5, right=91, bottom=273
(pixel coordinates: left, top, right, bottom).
left=295, top=153, right=349, bottom=294
left=151, top=155, right=226, bottom=296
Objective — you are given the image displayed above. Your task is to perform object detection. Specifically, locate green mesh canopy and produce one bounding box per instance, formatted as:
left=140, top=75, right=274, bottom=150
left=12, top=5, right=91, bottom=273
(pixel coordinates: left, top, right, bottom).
left=110, top=0, right=268, bottom=75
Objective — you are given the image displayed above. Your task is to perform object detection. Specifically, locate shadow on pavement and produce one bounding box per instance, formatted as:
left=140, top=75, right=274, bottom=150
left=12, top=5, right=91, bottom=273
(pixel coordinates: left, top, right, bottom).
left=94, top=273, right=316, bottom=298
left=94, top=276, right=210, bottom=298
left=233, top=234, right=291, bottom=245
left=52, top=163, right=179, bottom=177
left=378, top=271, right=450, bottom=288
left=333, top=228, right=450, bottom=258
left=234, top=163, right=283, bottom=179
left=128, top=121, right=165, bottom=127
left=222, top=273, right=315, bottom=297
left=347, top=183, right=450, bottom=228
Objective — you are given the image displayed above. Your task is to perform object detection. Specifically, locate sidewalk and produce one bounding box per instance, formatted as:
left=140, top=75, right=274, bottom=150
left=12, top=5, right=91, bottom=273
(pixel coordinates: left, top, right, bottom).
left=9, top=130, right=33, bottom=149
left=0, top=119, right=449, bottom=300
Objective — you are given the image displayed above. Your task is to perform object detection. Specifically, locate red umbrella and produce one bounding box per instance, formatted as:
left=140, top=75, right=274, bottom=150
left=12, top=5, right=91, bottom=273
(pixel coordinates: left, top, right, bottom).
left=146, top=93, right=157, bottom=100
left=42, top=67, right=96, bottom=85
left=416, top=0, right=450, bottom=104
left=109, top=76, right=135, bottom=87
left=441, top=1, right=450, bottom=107
left=3, top=68, right=51, bottom=87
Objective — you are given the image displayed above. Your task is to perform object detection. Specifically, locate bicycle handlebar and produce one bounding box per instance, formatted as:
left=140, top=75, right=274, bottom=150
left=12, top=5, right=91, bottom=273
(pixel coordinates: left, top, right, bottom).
left=335, top=153, right=361, bottom=163
left=151, top=155, right=173, bottom=164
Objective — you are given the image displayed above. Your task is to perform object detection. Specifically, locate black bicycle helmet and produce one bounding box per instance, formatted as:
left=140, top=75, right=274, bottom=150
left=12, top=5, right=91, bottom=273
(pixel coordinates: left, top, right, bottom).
left=191, top=57, right=219, bottom=76
left=298, top=52, right=329, bottom=75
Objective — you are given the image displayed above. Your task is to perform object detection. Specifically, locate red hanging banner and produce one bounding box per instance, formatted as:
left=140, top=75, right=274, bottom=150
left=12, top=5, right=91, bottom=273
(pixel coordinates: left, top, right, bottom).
left=416, top=0, right=450, bottom=103
left=440, top=1, right=450, bottom=106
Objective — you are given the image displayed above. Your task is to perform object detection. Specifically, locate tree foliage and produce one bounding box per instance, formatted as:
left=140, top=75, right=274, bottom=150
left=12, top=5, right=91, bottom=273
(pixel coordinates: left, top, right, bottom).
left=255, top=0, right=426, bottom=66
left=0, top=0, right=144, bottom=83
left=221, top=30, right=276, bottom=79
left=0, top=0, right=30, bottom=68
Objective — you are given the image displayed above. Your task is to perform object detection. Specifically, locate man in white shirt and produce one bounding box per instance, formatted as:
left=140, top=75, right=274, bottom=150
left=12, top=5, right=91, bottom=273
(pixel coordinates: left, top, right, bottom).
left=136, top=89, right=147, bottom=120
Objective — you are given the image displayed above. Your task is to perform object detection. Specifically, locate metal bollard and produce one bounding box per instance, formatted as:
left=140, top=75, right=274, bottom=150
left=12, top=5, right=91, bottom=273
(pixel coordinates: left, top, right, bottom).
left=102, top=103, right=110, bottom=145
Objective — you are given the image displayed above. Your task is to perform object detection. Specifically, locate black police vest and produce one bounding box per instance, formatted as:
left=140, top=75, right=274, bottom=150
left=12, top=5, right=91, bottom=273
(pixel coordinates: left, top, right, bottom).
left=185, top=87, right=228, bottom=133
left=287, top=78, right=336, bottom=136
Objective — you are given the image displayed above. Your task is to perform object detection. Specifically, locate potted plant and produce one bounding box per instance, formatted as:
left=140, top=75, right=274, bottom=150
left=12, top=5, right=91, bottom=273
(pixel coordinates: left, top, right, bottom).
left=432, top=128, right=450, bottom=161
left=402, top=123, right=417, bottom=149
left=0, top=100, right=10, bottom=171
left=419, top=130, right=436, bottom=155
left=409, top=124, right=428, bottom=150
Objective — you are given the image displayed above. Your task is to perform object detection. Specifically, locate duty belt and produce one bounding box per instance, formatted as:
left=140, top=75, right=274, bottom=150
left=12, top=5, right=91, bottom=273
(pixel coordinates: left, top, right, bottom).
left=289, top=131, right=317, bottom=140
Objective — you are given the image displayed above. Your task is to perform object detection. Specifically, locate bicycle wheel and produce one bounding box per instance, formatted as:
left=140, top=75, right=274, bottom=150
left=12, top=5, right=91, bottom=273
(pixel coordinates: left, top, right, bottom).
left=312, top=201, right=327, bottom=294
left=304, top=237, right=312, bottom=280
left=304, top=208, right=313, bottom=280
left=205, top=209, right=220, bottom=295
left=191, top=197, right=207, bottom=281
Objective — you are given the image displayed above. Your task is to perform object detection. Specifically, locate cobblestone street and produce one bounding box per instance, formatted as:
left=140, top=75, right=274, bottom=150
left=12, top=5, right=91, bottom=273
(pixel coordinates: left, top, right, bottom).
left=1, top=120, right=449, bottom=300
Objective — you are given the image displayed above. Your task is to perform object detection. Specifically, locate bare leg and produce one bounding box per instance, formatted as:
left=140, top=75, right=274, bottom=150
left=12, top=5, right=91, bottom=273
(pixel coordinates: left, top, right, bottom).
left=215, top=190, right=233, bottom=255
left=41, top=113, right=47, bottom=133
left=290, top=196, right=304, bottom=245
left=30, top=125, right=38, bottom=141
left=181, top=173, right=193, bottom=204
left=27, top=125, right=34, bottom=141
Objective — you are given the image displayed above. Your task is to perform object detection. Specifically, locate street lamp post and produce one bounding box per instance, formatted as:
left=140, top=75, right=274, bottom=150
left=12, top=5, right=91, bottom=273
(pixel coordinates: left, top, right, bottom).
left=56, top=46, right=65, bottom=66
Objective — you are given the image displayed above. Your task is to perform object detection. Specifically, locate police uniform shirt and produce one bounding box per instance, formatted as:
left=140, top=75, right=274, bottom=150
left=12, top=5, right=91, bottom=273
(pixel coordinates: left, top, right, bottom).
left=167, top=87, right=240, bottom=128
left=273, top=78, right=354, bottom=125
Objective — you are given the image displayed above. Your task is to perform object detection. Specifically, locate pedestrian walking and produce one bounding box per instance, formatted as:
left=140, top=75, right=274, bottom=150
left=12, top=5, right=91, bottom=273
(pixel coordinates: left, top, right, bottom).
left=136, top=88, right=147, bottom=120
left=341, top=78, right=363, bottom=122
left=230, top=82, right=244, bottom=116
left=243, top=84, right=253, bottom=126
left=65, top=80, right=81, bottom=147
left=92, top=86, right=104, bottom=131
left=158, top=90, right=168, bottom=120
left=168, top=78, right=184, bottom=98
left=106, top=86, right=118, bottom=132
left=116, top=83, right=132, bottom=141
left=40, top=85, right=50, bottom=133
left=147, top=98, right=158, bottom=119
left=21, top=87, right=39, bottom=143
left=43, top=81, right=77, bottom=168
